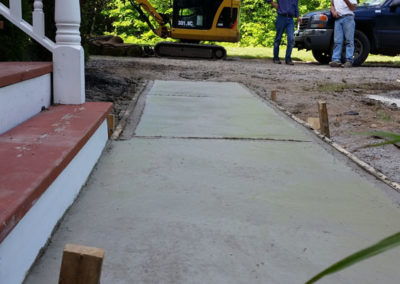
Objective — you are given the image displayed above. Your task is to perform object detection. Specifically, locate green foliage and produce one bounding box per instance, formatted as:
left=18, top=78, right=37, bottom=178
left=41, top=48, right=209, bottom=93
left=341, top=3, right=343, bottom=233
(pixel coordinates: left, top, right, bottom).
left=360, top=131, right=400, bottom=148
left=316, top=82, right=357, bottom=92
left=376, top=110, right=392, bottom=122
left=239, top=0, right=330, bottom=46
left=0, top=0, right=36, bottom=61
left=306, top=232, right=400, bottom=283
left=105, top=0, right=170, bottom=44
left=81, top=0, right=114, bottom=38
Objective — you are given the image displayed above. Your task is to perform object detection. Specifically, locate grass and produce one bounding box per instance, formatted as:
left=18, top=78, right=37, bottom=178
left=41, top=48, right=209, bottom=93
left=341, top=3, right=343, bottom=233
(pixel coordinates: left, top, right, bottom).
left=223, top=45, right=400, bottom=66
left=306, top=231, right=400, bottom=284
left=376, top=110, right=392, bottom=122
left=223, top=45, right=314, bottom=61
left=316, top=83, right=357, bottom=92
left=121, top=39, right=399, bottom=65
left=314, top=81, right=400, bottom=93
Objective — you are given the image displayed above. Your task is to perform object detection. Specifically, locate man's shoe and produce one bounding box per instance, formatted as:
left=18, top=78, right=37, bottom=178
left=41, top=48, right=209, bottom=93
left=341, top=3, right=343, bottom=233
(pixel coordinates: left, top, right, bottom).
left=343, top=61, right=352, bottom=68
left=329, top=61, right=342, bottom=67
left=273, top=58, right=281, bottom=64
left=285, top=60, right=294, bottom=65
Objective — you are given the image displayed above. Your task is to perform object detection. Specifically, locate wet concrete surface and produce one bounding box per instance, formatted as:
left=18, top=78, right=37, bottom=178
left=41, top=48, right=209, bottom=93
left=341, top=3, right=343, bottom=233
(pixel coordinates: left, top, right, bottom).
left=25, top=81, right=400, bottom=284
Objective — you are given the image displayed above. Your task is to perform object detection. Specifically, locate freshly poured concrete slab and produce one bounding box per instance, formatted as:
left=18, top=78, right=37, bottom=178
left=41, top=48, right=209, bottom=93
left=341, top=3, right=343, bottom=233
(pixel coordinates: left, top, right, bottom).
left=135, top=80, right=309, bottom=140
left=149, top=80, right=251, bottom=98
left=26, top=139, right=400, bottom=284
left=26, top=80, right=400, bottom=284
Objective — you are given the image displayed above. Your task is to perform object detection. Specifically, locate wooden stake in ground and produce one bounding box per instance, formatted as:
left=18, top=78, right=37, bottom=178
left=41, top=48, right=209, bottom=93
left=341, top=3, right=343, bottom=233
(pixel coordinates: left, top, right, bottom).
left=107, top=114, right=115, bottom=138
left=318, top=101, right=330, bottom=138
left=59, top=244, right=105, bottom=284
left=271, top=90, right=277, bottom=101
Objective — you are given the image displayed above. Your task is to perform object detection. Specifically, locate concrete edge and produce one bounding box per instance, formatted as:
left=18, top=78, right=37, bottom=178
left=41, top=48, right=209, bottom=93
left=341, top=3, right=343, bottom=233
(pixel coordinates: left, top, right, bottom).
left=111, top=80, right=150, bottom=140
left=118, top=80, right=154, bottom=140
left=248, top=86, right=400, bottom=193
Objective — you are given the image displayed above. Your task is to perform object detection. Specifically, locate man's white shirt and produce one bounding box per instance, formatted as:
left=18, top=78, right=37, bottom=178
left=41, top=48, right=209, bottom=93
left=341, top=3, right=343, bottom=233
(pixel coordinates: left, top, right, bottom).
left=332, top=0, right=357, bottom=16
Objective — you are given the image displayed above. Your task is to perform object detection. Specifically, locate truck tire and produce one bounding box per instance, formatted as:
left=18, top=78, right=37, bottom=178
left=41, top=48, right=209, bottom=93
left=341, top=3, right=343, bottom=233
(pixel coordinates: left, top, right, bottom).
left=353, top=30, right=370, bottom=66
left=312, top=50, right=331, bottom=64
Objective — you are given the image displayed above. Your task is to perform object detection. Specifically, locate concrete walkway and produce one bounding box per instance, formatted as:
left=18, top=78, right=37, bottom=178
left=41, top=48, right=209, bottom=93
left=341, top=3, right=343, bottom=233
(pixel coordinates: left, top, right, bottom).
left=26, top=81, right=400, bottom=284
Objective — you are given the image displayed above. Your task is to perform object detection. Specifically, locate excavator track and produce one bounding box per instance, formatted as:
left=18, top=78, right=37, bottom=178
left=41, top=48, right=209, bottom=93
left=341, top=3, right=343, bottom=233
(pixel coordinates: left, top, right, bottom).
left=154, top=41, right=226, bottom=60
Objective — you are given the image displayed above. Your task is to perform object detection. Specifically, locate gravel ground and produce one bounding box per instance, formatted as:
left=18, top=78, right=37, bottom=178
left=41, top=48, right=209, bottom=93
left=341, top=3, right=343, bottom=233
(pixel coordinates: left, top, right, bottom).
left=85, top=55, right=400, bottom=185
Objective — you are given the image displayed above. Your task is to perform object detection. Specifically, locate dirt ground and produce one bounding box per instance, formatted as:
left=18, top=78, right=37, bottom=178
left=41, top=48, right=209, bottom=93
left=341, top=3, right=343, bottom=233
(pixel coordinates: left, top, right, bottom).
left=85, top=55, right=400, bottom=185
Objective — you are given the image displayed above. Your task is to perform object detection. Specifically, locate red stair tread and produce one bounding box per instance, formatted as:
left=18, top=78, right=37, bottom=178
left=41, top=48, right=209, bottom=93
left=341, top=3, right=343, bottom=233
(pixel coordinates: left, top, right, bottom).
left=0, top=102, right=112, bottom=243
left=0, top=62, right=53, bottom=88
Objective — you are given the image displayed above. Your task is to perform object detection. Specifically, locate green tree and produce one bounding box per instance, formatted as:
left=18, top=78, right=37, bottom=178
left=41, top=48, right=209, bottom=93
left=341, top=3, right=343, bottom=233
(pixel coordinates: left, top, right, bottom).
left=105, top=0, right=170, bottom=44
left=81, top=0, right=114, bottom=37
left=240, top=0, right=331, bottom=46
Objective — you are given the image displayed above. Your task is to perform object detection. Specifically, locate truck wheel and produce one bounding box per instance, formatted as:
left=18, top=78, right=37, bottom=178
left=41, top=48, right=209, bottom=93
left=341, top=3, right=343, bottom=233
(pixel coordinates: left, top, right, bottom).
left=312, top=50, right=331, bottom=64
left=353, top=30, right=370, bottom=66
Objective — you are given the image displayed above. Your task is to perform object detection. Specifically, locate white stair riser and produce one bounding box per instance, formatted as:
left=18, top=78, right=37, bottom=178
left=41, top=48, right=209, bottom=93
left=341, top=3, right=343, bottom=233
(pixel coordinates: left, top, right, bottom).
left=0, top=74, right=51, bottom=135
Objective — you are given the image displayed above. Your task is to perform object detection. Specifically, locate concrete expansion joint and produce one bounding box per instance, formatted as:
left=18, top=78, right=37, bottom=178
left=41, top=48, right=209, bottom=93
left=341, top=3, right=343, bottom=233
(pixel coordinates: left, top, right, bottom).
left=151, top=94, right=210, bottom=98
left=132, top=135, right=312, bottom=143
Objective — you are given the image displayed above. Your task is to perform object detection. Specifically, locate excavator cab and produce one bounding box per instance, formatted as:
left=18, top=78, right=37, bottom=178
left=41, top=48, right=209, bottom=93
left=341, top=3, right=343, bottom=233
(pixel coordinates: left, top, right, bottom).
left=171, top=0, right=240, bottom=42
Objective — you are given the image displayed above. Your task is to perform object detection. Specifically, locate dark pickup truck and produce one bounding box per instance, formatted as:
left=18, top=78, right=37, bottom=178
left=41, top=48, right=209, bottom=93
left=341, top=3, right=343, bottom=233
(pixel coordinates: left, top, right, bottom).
left=294, top=0, right=400, bottom=66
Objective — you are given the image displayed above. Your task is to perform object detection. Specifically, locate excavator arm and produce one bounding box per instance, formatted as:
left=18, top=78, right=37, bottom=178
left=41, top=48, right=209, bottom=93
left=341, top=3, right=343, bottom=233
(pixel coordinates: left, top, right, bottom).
left=128, top=0, right=170, bottom=38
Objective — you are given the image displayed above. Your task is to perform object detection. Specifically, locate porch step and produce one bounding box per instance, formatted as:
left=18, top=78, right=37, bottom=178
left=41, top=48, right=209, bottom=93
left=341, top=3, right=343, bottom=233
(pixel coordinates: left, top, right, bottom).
left=0, top=62, right=53, bottom=135
left=0, top=62, right=52, bottom=88
left=0, top=102, right=112, bottom=284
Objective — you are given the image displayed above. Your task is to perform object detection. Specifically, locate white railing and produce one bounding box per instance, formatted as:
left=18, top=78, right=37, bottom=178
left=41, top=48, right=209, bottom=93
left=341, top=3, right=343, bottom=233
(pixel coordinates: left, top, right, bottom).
left=0, top=1, right=54, bottom=51
left=0, top=0, right=85, bottom=104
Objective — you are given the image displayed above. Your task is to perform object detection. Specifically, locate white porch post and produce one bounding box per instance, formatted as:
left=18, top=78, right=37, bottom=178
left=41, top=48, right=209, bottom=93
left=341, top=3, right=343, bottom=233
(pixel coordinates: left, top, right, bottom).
left=53, top=0, right=85, bottom=104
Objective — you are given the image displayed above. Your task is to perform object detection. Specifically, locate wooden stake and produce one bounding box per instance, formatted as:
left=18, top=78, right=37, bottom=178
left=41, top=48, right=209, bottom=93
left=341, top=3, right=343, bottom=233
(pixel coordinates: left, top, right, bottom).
left=271, top=90, right=277, bottom=101
left=107, top=114, right=115, bottom=138
left=59, top=244, right=105, bottom=284
left=0, top=21, right=4, bottom=30
left=318, top=101, right=330, bottom=138
left=306, top=117, right=320, bottom=130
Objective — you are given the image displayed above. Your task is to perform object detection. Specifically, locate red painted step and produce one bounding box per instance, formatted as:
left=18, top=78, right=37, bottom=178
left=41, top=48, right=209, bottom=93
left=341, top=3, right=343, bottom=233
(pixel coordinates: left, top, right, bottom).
left=0, top=62, right=52, bottom=88
left=0, top=102, right=112, bottom=243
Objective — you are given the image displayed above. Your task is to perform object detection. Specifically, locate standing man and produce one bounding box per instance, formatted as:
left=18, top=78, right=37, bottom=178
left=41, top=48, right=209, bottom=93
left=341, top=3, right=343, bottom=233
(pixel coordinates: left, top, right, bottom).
left=330, top=0, right=357, bottom=67
left=267, top=0, right=300, bottom=65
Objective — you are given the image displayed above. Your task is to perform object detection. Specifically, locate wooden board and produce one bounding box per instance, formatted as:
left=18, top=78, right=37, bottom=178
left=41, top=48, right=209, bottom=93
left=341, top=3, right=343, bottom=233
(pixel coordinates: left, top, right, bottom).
left=59, top=244, right=105, bottom=284
left=306, top=117, right=320, bottom=130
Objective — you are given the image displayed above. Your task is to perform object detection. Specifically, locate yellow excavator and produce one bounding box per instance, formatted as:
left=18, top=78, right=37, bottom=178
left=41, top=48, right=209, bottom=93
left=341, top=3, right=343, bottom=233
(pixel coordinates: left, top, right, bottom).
left=128, top=0, right=241, bottom=59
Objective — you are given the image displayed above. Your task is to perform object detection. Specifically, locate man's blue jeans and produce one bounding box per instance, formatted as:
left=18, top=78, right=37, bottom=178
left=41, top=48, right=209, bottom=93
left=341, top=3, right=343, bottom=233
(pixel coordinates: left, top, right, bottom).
left=273, top=15, right=294, bottom=62
left=332, top=15, right=355, bottom=63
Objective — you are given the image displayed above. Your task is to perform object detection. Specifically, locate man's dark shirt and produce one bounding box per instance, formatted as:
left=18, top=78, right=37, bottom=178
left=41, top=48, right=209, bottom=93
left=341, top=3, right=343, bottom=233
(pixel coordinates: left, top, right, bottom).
left=277, top=0, right=299, bottom=17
